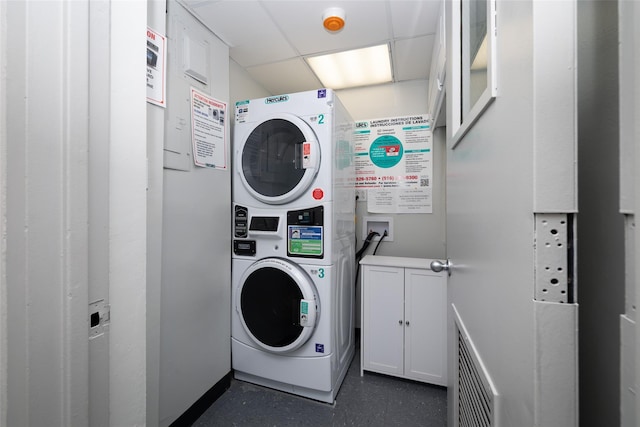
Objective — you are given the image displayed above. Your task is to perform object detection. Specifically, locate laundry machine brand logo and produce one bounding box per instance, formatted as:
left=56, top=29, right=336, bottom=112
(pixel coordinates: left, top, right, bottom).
left=264, top=95, right=289, bottom=104
left=315, top=344, right=325, bottom=353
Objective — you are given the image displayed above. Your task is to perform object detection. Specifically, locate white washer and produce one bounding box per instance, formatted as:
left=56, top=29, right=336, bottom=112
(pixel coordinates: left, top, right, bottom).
left=233, top=88, right=354, bottom=211
left=231, top=252, right=355, bottom=403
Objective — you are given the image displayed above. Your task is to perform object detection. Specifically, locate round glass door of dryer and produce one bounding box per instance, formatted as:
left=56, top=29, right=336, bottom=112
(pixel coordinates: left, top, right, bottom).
left=239, top=114, right=320, bottom=205
left=237, top=258, right=318, bottom=353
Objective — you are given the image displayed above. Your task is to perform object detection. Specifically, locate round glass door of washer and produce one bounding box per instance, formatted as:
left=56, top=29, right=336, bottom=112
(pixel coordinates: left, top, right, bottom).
left=237, top=258, right=319, bottom=353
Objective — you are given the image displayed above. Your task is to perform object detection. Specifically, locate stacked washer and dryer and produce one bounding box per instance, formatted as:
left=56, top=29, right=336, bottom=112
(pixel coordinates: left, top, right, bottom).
left=231, top=89, right=356, bottom=403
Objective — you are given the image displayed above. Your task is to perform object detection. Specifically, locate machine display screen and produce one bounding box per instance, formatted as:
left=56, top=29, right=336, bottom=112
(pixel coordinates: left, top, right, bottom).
left=249, top=216, right=279, bottom=232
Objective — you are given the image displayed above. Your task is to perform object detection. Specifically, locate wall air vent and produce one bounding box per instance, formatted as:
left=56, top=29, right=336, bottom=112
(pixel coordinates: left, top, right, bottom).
left=454, top=305, right=499, bottom=427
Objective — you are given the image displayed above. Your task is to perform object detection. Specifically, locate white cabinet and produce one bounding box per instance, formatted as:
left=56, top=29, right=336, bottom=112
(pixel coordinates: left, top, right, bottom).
left=360, top=255, right=447, bottom=386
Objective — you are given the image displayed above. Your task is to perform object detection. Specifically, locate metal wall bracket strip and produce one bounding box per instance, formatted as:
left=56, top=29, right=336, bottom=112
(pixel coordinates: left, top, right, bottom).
left=534, top=213, right=575, bottom=303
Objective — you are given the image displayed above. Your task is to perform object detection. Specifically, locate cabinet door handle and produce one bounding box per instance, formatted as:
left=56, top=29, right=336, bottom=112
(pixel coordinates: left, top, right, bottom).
left=405, top=321, right=410, bottom=326
left=398, top=320, right=403, bottom=325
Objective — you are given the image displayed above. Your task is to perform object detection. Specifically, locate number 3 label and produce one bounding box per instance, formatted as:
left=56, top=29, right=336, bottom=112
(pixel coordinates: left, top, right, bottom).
left=318, top=268, right=325, bottom=278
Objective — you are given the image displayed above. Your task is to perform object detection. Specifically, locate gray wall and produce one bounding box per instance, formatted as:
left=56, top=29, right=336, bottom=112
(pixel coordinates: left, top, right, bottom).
left=577, top=2, right=624, bottom=425
left=159, top=2, right=231, bottom=425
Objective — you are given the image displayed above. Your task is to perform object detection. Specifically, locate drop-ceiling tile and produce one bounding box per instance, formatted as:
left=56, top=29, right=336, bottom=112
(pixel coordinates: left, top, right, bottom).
left=246, top=59, right=323, bottom=95
left=261, top=1, right=390, bottom=56
left=393, top=35, right=434, bottom=81
left=389, top=0, right=441, bottom=38
left=189, top=0, right=297, bottom=67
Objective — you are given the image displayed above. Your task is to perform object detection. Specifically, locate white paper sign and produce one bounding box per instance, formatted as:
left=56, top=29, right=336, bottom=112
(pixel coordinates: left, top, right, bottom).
left=146, top=27, right=166, bottom=108
left=354, top=114, right=433, bottom=213
left=190, top=88, right=227, bottom=169
left=367, top=188, right=432, bottom=214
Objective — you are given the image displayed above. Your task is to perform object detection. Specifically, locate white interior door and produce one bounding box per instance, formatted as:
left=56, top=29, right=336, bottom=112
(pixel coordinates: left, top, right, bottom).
left=445, top=1, right=578, bottom=426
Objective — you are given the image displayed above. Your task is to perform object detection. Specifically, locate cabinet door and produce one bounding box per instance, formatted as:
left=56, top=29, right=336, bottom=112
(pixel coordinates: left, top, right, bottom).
left=363, top=265, right=404, bottom=376
left=404, top=268, right=447, bottom=385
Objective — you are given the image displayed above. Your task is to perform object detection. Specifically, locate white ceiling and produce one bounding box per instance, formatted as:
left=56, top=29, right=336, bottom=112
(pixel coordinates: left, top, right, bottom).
left=182, top=0, right=442, bottom=95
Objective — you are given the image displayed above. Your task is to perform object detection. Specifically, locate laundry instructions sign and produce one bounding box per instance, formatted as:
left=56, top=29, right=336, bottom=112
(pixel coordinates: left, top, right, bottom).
left=354, top=114, right=433, bottom=214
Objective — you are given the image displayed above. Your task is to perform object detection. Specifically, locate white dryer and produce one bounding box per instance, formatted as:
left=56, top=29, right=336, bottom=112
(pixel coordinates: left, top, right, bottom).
left=233, top=88, right=354, bottom=212
left=231, top=253, right=355, bottom=403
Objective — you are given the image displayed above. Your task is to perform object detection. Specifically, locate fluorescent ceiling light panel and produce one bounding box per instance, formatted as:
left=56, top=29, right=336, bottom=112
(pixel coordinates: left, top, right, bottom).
left=306, top=44, right=392, bottom=90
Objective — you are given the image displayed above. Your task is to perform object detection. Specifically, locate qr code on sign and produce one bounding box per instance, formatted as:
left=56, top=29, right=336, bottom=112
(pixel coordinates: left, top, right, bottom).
left=420, top=178, right=429, bottom=187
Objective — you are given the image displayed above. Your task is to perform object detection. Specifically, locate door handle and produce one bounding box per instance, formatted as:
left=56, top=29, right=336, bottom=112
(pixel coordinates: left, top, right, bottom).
left=430, top=259, right=451, bottom=276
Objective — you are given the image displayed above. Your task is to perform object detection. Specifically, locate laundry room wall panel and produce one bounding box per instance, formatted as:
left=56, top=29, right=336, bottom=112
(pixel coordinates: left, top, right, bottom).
left=146, top=2, right=166, bottom=426
left=160, top=1, right=231, bottom=426
left=337, top=80, right=446, bottom=260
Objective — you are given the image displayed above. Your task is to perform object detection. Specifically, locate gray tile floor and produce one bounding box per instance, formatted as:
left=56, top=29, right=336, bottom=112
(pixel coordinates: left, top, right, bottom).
left=194, top=346, right=447, bottom=426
